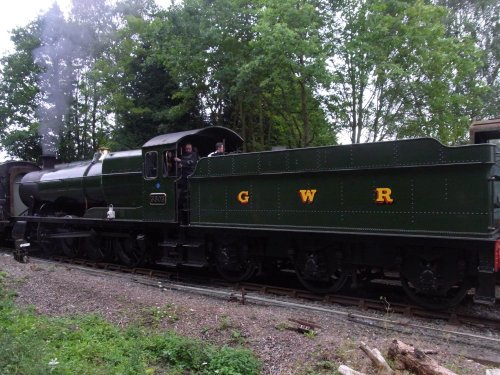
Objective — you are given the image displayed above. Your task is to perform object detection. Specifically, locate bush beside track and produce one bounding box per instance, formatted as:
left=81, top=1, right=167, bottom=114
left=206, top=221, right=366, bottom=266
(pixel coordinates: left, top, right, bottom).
left=0, top=270, right=261, bottom=375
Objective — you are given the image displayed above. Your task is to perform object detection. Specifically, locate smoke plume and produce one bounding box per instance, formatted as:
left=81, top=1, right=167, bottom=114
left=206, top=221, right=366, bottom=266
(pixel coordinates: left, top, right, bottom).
left=33, top=3, right=87, bottom=156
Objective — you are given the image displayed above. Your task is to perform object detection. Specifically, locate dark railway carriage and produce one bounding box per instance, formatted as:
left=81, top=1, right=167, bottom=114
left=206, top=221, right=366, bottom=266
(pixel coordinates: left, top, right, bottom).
left=0, top=161, right=39, bottom=237
left=11, top=122, right=500, bottom=310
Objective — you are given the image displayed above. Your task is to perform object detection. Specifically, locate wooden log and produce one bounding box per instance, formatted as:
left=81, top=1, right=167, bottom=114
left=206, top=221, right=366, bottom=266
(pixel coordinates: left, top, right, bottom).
left=388, top=339, right=458, bottom=375
left=359, top=341, right=395, bottom=375
left=338, top=364, right=367, bottom=375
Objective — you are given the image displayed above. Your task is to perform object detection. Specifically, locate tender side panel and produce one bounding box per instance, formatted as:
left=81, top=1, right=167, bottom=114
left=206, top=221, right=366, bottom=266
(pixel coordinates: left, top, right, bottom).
left=190, top=138, right=496, bottom=238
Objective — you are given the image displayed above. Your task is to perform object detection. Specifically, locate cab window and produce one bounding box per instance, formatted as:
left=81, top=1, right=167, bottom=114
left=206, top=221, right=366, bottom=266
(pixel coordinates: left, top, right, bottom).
left=144, top=151, right=158, bottom=179
left=162, top=150, right=175, bottom=177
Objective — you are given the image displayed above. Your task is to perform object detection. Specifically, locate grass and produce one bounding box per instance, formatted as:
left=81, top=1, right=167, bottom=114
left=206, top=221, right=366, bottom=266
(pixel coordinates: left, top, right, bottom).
left=0, top=271, right=261, bottom=375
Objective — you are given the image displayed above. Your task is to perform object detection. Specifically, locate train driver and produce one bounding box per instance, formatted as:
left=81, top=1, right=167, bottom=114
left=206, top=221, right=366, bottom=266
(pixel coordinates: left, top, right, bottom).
left=174, top=143, right=198, bottom=175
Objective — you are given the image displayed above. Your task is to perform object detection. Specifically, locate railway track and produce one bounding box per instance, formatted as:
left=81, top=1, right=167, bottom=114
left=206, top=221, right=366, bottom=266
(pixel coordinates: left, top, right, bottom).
left=37, top=254, right=499, bottom=332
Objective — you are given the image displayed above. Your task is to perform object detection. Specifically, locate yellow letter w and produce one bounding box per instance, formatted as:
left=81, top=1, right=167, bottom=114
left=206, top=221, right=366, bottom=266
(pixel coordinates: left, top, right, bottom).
left=298, top=189, right=317, bottom=204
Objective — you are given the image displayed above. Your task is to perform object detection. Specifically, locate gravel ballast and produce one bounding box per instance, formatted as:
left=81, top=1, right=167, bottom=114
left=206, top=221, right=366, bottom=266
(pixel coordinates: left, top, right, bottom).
left=1, top=253, right=499, bottom=375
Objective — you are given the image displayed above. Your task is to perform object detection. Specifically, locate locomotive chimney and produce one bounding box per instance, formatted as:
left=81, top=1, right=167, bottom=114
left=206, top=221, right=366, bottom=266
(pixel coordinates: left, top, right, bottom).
left=41, top=154, right=56, bottom=170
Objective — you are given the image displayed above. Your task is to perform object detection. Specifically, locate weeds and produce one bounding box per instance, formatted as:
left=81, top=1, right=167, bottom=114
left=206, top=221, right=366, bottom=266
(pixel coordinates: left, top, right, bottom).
left=275, top=322, right=288, bottom=331
left=334, top=339, right=358, bottom=363
left=380, top=296, right=393, bottom=330
left=141, top=303, right=180, bottom=327
left=230, top=329, right=247, bottom=345
left=0, top=274, right=261, bottom=375
left=303, top=329, right=317, bottom=339
left=217, top=314, right=232, bottom=331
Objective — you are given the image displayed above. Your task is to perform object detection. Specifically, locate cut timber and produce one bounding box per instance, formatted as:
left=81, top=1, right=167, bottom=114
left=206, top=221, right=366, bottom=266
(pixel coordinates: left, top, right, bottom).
left=388, top=339, right=457, bottom=375
left=359, top=341, right=395, bottom=375
left=338, top=365, right=367, bottom=375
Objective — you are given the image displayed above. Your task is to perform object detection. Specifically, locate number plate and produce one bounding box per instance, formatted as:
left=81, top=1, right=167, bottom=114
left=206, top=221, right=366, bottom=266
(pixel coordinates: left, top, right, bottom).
left=149, top=193, right=166, bottom=205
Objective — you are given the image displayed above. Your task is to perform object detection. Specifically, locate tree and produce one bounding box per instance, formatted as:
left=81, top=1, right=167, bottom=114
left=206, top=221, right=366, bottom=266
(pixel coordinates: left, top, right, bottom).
left=103, top=2, right=205, bottom=149
left=435, top=0, right=499, bottom=119
left=326, top=0, right=486, bottom=144
left=0, top=19, right=43, bottom=161
left=30, top=1, right=116, bottom=161
left=151, top=0, right=256, bottom=141
left=237, top=0, right=333, bottom=148
left=65, top=0, right=118, bottom=158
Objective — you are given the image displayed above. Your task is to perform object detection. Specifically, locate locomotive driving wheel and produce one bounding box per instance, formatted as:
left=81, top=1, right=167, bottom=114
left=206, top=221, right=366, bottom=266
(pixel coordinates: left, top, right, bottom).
left=213, top=239, right=257, bottom=282
left=36, top=223, right=58, bottom=256
left=294, top=248, right=349, bottom=294
left=58, top=236, right=82, bottom=258
left=84, top=233, right=113, bottom=262
left=400, top=252, right=471, bottom=310
left=114, top=235, right=145, bottom=267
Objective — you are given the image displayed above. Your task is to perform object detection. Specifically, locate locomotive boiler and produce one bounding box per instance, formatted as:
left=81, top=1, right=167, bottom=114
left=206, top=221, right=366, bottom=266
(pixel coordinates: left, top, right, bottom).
left=9, top=121, right=500, bottom=310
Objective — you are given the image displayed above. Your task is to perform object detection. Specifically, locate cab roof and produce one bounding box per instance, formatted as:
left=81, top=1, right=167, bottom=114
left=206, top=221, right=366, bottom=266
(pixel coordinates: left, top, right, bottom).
left=469, top=118, right=500, bottom=144
left=143, top=126, right=244, bottom=152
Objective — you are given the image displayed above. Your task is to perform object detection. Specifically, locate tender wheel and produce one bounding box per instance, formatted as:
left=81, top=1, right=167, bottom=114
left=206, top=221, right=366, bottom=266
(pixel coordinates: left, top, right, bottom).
left=213, top=239, right=257, bottom=282
left=294, top=248, right=349, bottom=293
left=114, top=236, right=145, bottom=267
left=400, top=252, right=471, bottom=310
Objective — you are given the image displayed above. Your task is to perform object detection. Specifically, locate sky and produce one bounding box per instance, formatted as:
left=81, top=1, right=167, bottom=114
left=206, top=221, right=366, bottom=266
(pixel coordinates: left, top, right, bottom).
left=0, top=0, right=172, bottom=161
left=0, top=0, right=171, bottom=57
left=0, top=0, right=70, bottom=56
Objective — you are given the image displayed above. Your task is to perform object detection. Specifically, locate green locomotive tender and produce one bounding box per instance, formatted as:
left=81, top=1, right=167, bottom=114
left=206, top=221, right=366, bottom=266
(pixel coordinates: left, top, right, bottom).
left=12, top=121, right=500, bottom=309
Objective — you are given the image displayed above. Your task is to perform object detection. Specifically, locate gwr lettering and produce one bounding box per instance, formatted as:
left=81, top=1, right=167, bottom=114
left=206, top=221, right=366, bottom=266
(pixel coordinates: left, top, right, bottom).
left=298, top=189, right=317, bottom=204
left=375, top=187, right=393, bottom=204
left=237, top=191, right=250, bottom=204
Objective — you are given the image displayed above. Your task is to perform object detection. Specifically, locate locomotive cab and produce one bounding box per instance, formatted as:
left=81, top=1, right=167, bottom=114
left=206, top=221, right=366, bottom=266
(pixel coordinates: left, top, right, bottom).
left=141, top=126, right=243, bottom=224
left=470, top=119, right=500, bottom=210
left=470, top=118, right=500, bottom=145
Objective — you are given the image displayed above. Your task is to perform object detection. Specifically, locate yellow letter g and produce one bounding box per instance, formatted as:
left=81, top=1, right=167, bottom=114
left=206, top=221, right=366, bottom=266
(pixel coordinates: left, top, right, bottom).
left=237, top=191, right=250, bottom=205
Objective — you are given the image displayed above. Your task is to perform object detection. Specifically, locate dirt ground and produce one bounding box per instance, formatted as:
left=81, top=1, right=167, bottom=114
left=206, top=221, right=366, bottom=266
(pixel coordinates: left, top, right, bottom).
left=1, top=253, right=499, bottom=375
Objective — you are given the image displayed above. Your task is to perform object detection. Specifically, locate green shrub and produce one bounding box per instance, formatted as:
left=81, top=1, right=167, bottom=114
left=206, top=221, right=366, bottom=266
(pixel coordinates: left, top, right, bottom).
left=0, top=272, right=261, bottom=374
left=205, top=345, right=261, bottom=375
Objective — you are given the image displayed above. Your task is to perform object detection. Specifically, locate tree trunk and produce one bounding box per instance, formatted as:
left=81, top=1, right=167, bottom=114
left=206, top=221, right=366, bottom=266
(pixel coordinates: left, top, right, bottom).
left=338, top=365, right=366, bottom=375
left=388, top=340, right=458, bottom=375
left=299, top=78, right=309, bottom=147
left=359, top=341, right=395, bottom=375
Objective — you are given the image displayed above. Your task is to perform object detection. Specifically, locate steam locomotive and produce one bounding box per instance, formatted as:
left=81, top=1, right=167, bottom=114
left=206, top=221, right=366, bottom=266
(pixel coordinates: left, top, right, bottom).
left=2, top=120, right=499, bottom=310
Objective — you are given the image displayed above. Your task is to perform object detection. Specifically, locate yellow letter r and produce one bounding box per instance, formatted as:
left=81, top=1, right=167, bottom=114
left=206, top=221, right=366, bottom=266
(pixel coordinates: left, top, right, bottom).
left=375, top=187, right=393, bottom=204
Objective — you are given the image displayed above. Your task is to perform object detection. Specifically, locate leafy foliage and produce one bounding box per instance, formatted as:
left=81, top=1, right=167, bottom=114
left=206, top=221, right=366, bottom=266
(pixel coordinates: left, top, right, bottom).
left=326, top=0, right=487, bottom=144
left=433, top=0, right=499, bottom=119
left=0, top=0, right=497, bottom=161
left=0, top=20, right=43, bottom=161
left=238, top=0, right=333, bottom=148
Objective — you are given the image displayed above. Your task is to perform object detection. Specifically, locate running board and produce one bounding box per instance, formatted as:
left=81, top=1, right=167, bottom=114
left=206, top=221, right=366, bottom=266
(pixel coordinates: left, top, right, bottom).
left=47, top=231, right=92, bottom=239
